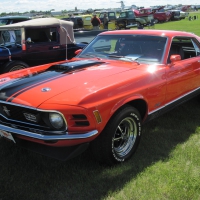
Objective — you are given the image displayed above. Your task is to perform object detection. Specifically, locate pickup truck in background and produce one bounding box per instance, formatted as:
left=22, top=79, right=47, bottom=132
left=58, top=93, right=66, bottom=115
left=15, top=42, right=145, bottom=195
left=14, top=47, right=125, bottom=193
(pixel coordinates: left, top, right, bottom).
left=115, top=9, right=151, bottom=29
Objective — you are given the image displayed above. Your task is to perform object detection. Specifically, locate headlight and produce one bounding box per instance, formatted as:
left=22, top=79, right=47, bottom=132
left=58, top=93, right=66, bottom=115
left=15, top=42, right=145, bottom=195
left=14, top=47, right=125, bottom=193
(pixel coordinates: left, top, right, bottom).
left=49, top=113, right=64, bottom=129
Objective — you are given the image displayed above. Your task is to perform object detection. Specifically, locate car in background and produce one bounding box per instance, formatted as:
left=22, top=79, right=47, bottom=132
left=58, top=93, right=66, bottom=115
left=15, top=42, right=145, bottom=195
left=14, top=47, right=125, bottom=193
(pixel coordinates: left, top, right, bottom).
left=0, top=18, right=86, bottom=73
left=99, top=11, right=117, bottom=22
left=61, top=16, right=84, bottom=29
left=115, top=9, right=153, bottom=29
left=0, top=15, right=31, bottom=26
left=180, top=11, right=189, bottom=19
left=152, top=6, right=172, bottom=23
left=169, top=10, right=181, bottom=20
left=0, top=30, right=200, bottom=165
left=115, top=10, right=138, bottom=29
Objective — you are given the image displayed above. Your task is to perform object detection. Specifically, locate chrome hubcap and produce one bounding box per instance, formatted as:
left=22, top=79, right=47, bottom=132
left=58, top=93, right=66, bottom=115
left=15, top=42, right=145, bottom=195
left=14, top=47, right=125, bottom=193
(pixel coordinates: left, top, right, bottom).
left=113, top=117, right=137, bottom=158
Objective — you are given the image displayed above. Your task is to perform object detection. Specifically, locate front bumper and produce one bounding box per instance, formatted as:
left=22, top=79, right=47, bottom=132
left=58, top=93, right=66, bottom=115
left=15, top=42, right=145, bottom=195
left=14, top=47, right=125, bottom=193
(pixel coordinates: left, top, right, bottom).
left=0, top=124, right=98, bottom=141
left=0, top=123, right=99, bottom=160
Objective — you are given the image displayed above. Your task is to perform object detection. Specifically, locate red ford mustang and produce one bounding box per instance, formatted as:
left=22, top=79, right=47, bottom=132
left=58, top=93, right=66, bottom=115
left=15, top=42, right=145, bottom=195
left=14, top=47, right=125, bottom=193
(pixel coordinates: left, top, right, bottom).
left=0, top=29, right=200, bottom=165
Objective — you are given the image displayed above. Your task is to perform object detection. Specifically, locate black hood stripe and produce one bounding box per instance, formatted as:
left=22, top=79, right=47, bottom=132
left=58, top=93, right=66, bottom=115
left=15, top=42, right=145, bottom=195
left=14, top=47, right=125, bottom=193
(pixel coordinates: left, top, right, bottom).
left=0, top=60, right=105, bottom=102
left=0, top=70, right=65, bottom=102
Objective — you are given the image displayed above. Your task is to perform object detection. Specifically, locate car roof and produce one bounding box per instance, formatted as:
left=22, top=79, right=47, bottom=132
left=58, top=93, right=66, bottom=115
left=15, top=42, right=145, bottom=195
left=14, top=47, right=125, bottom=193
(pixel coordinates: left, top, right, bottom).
left=99, top=29, right=197, bottom=38
left=0, top=18, right=75, bottom=45
left=0, top=15, right=31, bottom=20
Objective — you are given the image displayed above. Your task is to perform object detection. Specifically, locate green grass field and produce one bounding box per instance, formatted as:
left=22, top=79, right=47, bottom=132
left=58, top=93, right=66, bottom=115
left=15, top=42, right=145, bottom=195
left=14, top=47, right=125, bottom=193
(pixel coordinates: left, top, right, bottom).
left=1, top=13, right=200, bottom=200
left=147, top=12, right=200, bottom=36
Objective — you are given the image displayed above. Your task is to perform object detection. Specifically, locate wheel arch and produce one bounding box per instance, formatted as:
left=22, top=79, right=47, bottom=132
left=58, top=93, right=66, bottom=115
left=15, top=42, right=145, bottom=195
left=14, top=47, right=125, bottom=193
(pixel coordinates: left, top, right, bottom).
left=110, top=96, right=148, bottom=123
left=1, top=60, right=29, bottom=73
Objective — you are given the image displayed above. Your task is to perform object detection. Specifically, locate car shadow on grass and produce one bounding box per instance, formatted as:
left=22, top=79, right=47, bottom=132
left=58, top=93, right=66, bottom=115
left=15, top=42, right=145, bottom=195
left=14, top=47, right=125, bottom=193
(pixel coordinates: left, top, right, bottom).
left=0, top=98, right=199, bottom=200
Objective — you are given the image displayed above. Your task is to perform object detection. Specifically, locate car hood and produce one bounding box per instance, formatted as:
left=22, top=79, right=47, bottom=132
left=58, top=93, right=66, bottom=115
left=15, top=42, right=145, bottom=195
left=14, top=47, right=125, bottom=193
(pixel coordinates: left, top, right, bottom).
left=0, top=59, right=147, bottom=108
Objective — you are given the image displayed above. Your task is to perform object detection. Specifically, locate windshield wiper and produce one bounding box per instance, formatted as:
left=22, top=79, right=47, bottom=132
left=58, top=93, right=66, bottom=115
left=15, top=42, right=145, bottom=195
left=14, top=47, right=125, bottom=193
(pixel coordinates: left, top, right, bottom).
left=108, top=55, right=140, bottom=65
left=79, top=53, right=97, bottom=58
left=108, top=55, right=124, bottom=58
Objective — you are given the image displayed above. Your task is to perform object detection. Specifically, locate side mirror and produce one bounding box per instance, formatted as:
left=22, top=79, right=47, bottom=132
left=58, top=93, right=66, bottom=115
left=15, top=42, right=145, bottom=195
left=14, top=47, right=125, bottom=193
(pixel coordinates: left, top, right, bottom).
left=170, top=55, right=181, bottom=63
left=26, top=37, right=32, bottom=43
left=75, top=49, right=82, bottom=55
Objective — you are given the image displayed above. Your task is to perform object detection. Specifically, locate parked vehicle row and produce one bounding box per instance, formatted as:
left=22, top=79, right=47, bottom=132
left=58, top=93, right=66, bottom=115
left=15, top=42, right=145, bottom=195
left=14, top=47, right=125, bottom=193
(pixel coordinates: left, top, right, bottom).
left=114, top=7, right=190, bottom=29
left=51, top=5, right=191, bottom=31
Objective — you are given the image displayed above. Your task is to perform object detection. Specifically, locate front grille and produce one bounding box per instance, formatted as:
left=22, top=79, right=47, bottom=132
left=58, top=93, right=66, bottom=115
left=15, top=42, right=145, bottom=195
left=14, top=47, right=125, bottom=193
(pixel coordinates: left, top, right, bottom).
left=71, top=114, right=90, bottom=127
left=0, top=103, right=45, bottom=126
left=0, top=102, right=64, bottom=134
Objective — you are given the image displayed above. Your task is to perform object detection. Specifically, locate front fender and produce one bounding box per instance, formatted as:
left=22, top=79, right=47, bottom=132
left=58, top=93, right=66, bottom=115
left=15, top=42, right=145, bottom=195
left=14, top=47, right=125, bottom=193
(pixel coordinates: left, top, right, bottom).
left=110, top=94, right=148, bottom=120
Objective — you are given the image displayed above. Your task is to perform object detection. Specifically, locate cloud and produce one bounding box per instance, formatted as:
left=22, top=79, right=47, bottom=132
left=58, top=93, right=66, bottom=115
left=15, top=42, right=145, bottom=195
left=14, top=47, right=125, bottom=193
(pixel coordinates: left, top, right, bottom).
left=0, top=0, right=199, bottom=13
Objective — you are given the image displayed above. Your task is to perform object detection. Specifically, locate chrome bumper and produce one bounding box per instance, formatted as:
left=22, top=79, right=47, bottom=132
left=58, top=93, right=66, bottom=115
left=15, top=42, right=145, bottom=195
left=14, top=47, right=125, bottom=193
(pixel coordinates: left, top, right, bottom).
left=0, top=124, right=98, bottom=140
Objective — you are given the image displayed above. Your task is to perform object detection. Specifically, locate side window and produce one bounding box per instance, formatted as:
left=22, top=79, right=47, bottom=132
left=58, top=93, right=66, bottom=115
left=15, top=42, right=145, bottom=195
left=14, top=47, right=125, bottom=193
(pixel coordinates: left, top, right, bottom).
left=119, top=12, right=126, bottom=18
left=1, top=31, right=10, bottom=42
left=50, top=28, right=58, bottom=42
left=0, top=30, right=21, bottom=44
left=168, top=37, right=199, bottom=63
left=128, top=11, right=134, bottom=18
left=26, top=28, right=58, bottom=43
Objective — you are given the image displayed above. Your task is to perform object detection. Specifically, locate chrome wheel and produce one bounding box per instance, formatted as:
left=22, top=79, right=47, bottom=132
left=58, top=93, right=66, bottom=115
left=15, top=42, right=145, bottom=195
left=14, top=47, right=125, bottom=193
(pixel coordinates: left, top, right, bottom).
left=91, top=106, right=142, bottom=165
left=9, top=64, right=26, bottom=72
left=3, top=61, right=28, bottom=73
left=113, top=117, right=137, bottom=159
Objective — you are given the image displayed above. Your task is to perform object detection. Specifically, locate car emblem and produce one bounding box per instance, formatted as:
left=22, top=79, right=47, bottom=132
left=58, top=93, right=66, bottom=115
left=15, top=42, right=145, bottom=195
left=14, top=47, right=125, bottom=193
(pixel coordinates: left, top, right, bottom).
left=23, top=113, right=37, bottom=122
left=41, top=87, right=51, bottom=92
left=2, top=106, right=10, bottom=116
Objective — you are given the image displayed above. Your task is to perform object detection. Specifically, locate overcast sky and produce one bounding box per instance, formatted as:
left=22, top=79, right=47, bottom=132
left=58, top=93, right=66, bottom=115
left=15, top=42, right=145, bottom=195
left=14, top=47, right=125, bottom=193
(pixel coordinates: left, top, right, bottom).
left=0, top=0, right=199, bottom=13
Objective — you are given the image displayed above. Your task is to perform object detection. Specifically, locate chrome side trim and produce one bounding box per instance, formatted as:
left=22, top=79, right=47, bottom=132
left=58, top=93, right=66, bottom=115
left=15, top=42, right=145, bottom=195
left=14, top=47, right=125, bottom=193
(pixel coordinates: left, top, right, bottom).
left=148, top=87, right=200, bottom=115
left=0, top=124, right=98, bottom=140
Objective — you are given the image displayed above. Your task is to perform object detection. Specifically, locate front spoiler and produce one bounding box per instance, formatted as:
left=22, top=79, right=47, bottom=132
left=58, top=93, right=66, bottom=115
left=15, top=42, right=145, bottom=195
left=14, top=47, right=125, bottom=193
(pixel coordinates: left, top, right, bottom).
left=15, top=137, right=90, bottom=161
left=0, top=124, right=98, bottom=140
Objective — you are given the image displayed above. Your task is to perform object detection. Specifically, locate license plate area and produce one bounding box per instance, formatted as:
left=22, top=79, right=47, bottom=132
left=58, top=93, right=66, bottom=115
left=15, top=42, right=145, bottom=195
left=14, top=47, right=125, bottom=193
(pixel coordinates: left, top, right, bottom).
left=0, top=130, right=16, bottom=143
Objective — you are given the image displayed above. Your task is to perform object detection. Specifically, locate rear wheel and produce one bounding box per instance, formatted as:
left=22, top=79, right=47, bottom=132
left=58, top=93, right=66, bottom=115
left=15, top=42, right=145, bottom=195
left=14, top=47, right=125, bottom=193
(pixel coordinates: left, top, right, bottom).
left=136, top=21, right=141, bottom=26
left=154, top=19, right=159, bottom=23
left=91, top=106, right=142, bottom=165
left=2, top=61, right=29, bottom=73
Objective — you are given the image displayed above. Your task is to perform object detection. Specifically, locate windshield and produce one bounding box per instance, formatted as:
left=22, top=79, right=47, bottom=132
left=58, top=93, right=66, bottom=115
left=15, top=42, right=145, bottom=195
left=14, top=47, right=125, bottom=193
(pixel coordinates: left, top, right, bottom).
left=77, top=34, right=167, bottom=64
left=0, top=19, right=9, bottom=26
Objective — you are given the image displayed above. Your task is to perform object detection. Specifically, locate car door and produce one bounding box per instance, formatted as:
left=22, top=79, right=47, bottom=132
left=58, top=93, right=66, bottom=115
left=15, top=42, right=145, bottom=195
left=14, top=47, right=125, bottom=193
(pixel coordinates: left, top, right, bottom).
left=24, top=27, right=65, bottom=66
left=165, top=37, right=200, bottom=104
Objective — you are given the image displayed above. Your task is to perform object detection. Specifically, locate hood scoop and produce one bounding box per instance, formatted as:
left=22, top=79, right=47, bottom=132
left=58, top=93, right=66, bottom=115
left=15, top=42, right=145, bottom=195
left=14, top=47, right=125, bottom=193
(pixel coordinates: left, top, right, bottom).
left=48, top=60, right=105, bottom=72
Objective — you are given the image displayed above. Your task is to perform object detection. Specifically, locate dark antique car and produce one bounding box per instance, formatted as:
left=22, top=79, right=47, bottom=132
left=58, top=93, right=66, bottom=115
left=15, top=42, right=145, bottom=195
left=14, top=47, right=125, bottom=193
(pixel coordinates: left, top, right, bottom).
left=61, top=16, right=84, bottom=29
left=0, top=30, right=200, bottom=165
left=0, top=15, right=31, bottom=26
left=99, top=11, right=117, bottom=22
left=0, top=18, right=86, bottom=73
left=115, top=9, right=153, bottom=29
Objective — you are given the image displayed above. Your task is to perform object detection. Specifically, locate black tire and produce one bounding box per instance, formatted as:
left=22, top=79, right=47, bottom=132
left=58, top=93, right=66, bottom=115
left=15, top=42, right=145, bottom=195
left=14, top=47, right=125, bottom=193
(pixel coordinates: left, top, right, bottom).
left=91, top=105, right=142, bottom=165
left=154, top=19, right=159, bottom=24
left=2, top=61, right=29, bottom=73
left=136, top=21, right=141, bottom=27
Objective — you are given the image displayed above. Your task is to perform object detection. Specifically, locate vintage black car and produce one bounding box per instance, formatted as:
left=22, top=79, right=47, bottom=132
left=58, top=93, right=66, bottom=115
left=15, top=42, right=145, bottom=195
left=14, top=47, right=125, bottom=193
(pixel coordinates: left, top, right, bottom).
left=115, top=10, right=153, bottom=29
left=61, top=16, right=84, bottom=29
left=0, top=15, right=31, bottom=25
left=0, top=18, right=86, bottom=73
left=115, top=10, right=138, bottom=29
left=99, top=11, right=117, bottom=22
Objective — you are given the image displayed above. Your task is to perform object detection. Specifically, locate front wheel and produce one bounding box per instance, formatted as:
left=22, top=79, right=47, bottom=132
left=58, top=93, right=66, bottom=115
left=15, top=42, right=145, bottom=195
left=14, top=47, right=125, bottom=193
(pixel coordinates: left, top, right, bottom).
left=91, top=106, right=142, bottom=165
left=2, top=61, right=29, bottom=73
